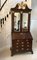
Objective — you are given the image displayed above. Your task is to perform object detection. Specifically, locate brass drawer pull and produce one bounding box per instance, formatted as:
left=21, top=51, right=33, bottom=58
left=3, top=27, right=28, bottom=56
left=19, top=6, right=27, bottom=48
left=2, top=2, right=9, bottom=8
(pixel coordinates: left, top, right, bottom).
left=26, top=40, right=28, bottom=41
left=21, top=42, right=24, bottom=44
left=16, top=49, right=19, bottom=52
left=16, top=43, right=19, bottom=45
left=17, top=40, right=19, bottom=42
left=26, top=48, right=29, bottom=51
left=16, top=46, right=18, bottom=48
left=27, top=45, right=29, bottom=47
left=21, top=45, right=24, bottom=47
left=21, top=48, right=24, bottom=50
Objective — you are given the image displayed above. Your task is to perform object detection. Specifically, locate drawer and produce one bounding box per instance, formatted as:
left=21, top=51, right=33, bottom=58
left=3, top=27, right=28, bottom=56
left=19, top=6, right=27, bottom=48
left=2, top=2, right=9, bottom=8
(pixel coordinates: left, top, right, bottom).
left=21, top=47, right=25, bottom=51
left=12, top=39, right=32, bottom=52
left=12, top=40, right=20, bottom=49
left=26, top=40, right=32, bottom=43
left=15, top=48, right=20, bottom=52
left=26, top=44, right=32, bottom=48
left=20, top=40, right=25, bottom=51
left=25, top=40, right=32, bottom=45
left=25, top=40, right=32, bottom=51
left=26, top=48, right=30, bottom=51
left=12, top=39, right=20, bottom=45
left=20, top=40, right=25, bottom=44
left=25, top=47, right=32, bottom=51
left=20, top=40, right=25, bottom=47
left=25, top=44, right=32, bottom=51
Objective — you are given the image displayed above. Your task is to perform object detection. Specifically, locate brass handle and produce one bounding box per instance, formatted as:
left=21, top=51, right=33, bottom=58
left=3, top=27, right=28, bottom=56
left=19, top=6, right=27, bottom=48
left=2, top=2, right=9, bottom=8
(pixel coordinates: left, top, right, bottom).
left=21, top=42, right=24, bottom=44
left=26, top=48, right=29, bottom=51
left=21, top=45, right=24, bottom=47
left=16, top=49, right=19, bottom=52
left=21, top=48, right=24, bottom=50
left=16, top=46, right=18, bottom=48
left=16, top=43, right=19, bottom=45
left=17, top=40, right=19, bottom=42
left=27, top=42, right=29, bottom=44
left=26, top=40, right=28, bottom=41
left=27, top=45, right=29, bottom=47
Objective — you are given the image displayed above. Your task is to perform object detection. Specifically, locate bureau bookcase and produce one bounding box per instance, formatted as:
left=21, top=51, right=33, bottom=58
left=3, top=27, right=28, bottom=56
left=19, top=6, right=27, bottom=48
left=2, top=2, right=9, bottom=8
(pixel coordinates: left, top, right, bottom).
left=10, top=2, right=33, bottom=56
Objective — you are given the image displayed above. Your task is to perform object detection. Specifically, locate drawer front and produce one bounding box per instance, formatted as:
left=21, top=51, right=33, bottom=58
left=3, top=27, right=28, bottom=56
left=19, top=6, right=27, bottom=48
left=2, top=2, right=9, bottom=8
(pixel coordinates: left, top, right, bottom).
left=20, top=40, right=25, bottom=51
left=12, top=39, right=32, bottom=52
left=25, top=40, right=32, bottom=51
left=12, top=40, right=20, bottom=47
left=25, top=40, right=32, bottom=46
left=12, top=40, right=20, bottom=52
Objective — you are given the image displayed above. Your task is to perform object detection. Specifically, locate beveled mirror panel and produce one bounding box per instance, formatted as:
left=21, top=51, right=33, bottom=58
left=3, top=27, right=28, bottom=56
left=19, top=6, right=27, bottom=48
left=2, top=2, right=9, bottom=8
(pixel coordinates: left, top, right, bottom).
left=14, top=13, right=20, bottom=32
left=22, top=13, right=28, bottom=32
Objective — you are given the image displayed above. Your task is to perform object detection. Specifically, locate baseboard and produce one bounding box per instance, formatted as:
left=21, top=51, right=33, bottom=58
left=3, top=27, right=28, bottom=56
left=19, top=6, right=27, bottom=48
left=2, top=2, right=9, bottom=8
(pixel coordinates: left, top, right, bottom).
left=0, top=45, right=11, bottom=52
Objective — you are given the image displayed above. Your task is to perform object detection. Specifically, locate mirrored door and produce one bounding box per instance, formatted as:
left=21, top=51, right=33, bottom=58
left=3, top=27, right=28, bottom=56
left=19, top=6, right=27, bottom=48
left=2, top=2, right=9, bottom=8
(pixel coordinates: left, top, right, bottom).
left=14, top=12, right=20, bottom=32
left=22, top=13, right=28, bottom=32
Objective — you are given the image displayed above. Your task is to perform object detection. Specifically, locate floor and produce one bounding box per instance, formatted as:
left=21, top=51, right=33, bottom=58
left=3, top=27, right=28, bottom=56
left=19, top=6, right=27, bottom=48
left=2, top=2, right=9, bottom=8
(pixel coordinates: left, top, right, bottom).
left=0, top=47, right=37, bottom=60
left=0, top=41, right=37, bottom=60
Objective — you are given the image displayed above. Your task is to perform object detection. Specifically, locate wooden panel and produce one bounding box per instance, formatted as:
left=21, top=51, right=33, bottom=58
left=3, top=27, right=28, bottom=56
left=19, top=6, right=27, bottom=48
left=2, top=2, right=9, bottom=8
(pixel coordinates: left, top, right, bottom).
left=12, top=32, right=33, bottom=40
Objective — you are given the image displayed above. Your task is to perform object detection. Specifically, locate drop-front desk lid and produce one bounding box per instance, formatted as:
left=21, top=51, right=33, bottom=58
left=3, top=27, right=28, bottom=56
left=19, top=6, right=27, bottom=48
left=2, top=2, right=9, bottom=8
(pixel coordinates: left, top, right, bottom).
left=12, top=32, right=33, bottom=40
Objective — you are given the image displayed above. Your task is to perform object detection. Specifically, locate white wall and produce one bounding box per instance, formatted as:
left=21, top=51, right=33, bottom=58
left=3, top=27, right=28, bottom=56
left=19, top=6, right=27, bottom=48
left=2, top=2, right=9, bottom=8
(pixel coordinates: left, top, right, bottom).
left=31, top=0, right=37, bottom=49
left=0, top=0, right=1, bottom=7
left=0, top=0, right=37, bottom=50
left=1, top=0, right=5, bottom=6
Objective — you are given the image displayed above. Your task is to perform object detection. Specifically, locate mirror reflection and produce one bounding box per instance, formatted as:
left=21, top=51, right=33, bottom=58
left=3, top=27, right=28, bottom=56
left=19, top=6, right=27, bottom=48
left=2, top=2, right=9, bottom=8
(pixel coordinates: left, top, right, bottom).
left=14, top=13, right=20, bottom=32
left=22, top=13, right=28, bottom=31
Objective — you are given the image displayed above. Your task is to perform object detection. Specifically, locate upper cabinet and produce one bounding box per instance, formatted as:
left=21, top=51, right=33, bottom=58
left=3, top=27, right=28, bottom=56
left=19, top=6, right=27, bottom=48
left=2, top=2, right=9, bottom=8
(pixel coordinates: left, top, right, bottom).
left=11, top=2, right=32, bottom=32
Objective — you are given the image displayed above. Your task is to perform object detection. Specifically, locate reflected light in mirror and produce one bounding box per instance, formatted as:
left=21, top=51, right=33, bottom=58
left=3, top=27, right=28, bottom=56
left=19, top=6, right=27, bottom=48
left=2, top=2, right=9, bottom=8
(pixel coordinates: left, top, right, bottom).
left=22, top=13, right=28, bottom=29
left=14, top=13, right=20, bottom=32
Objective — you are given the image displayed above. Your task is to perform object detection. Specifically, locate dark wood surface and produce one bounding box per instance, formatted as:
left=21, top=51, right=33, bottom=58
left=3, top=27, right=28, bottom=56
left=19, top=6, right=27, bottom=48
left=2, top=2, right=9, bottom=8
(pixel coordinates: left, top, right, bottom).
left=12, top=32, right=33, bottom=40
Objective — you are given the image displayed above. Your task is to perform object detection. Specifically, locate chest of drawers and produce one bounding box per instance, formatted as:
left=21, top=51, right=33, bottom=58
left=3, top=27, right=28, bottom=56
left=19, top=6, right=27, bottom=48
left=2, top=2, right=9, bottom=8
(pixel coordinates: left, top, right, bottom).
left=10, top=32, right=33, bottom=56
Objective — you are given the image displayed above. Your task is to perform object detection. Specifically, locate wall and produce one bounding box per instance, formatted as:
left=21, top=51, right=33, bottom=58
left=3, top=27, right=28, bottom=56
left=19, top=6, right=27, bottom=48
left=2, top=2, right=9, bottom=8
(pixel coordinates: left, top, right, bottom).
left=0, top=0, right=1, bottom=7
left=31, top=0, right=37, bottom=49
left=1, top=0, right=5, bottom=6
left=0, top=0, right=37, bottom=51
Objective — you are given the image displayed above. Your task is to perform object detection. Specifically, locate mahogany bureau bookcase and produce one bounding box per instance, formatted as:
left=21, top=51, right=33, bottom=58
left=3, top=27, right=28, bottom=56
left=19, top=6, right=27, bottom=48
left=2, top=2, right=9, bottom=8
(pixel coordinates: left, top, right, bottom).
left=10, top=2, right=33, bottom=56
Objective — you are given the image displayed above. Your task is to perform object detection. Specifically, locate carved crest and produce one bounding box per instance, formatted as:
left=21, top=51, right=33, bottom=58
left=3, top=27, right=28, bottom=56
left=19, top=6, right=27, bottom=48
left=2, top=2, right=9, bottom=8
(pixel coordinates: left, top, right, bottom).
left=16, top=2, right=27, bottom=9
left=10, top=2, right=32, bottom=13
